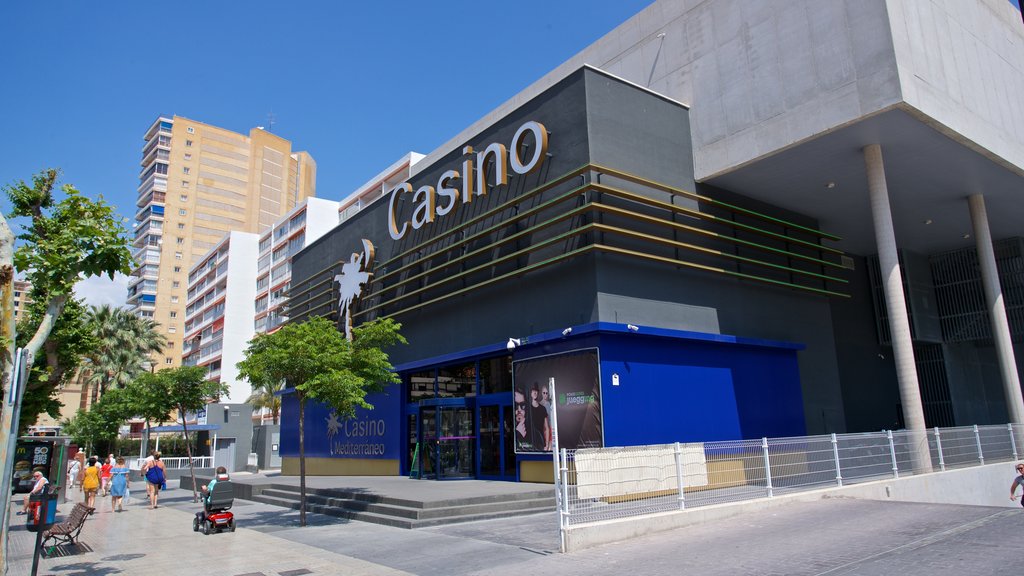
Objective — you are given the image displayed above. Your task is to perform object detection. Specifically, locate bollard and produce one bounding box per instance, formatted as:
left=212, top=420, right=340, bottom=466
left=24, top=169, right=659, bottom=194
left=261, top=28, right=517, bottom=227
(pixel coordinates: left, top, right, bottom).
left=887, top=430, right=899, bottom=479
left=831, top=433, right=843, bottom=487
left=673, top=442, right=686, bottom=510
left=974, top=424, right=984, bottom=466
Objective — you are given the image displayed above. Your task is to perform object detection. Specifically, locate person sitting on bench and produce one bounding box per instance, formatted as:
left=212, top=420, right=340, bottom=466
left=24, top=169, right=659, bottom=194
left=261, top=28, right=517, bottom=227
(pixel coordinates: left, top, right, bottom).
left=19, top=471, right=48, bottom=515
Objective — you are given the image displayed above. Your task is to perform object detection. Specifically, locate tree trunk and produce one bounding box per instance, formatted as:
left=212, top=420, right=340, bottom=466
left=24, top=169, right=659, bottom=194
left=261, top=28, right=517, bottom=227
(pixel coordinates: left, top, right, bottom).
left=0, top=215, right=17, bottom=572
left=181, top=409, right=198, bottom=503
left=299, top=392, right=306, bottom=527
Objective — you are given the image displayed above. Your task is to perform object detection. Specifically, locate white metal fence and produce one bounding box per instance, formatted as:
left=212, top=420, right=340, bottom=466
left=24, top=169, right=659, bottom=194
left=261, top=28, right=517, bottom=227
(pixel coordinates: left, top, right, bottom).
left=128, top=456, right=213, bottom=471
left=554, top=423, right=1024, bottom=532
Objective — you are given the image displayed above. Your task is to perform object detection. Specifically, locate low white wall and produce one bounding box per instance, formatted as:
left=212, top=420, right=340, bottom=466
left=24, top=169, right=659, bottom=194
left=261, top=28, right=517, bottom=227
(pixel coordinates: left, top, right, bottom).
left=564, top=462, right=1021, bottom=552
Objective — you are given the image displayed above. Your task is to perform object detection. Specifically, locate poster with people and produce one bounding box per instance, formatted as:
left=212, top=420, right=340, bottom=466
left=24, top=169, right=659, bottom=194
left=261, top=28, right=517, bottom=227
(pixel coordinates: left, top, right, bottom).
left=512, top=349, right=602, bottom=454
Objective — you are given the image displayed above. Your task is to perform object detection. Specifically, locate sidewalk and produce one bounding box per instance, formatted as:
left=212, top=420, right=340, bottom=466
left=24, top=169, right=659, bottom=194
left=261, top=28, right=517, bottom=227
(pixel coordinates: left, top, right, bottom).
left=6, top=480, right=414, bottom=576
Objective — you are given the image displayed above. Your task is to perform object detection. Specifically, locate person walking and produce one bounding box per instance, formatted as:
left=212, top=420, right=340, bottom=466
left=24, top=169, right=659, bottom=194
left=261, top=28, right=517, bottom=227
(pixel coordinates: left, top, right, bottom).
left=66, top=456, right=81, bottom=493
left=82, top=457, right=100, bottom=508
left=109, top=456, right=130, bottom=512
left=1010, top=463, right=1024, bottom=506
left=144, top=451, right=166, bottom=509
left=100, top=455, right=113, bottom=497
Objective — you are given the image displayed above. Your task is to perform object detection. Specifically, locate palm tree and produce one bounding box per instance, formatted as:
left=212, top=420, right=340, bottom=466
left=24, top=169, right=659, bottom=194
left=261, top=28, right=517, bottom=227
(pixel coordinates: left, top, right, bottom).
left=246, top=380, right=282, bottom=424
left=81, top=305, right=167, bottom=406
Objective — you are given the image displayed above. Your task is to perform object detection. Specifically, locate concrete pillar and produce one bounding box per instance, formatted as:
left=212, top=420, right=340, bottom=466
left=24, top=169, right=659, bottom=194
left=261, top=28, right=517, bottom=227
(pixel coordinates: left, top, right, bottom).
left=864, top=144, right=932, bottom=472
left=968, top=194, right=1024, bottom=424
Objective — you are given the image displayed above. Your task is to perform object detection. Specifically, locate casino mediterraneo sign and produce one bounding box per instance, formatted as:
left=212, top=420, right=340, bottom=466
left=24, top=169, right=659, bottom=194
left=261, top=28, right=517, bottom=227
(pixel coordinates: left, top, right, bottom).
left=387, top=120, right=549, bottom=241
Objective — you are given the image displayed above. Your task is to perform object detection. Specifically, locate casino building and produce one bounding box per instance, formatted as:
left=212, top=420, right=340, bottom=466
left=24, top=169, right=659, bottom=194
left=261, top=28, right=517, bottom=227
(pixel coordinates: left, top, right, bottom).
left=281, top=0, right=1024, bottom=482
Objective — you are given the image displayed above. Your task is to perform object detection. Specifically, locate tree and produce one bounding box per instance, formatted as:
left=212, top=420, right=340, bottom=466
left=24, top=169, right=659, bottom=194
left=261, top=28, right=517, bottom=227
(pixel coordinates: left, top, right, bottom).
left=237, top=316, right=405, bottom=526
left=246, top=379, right=282, bottom=425
left=0, top=169, right=132, bottom=566
left=16, top=297, right=94, bottom=431
left=132, top=366, right=228, bottom=503
left=81, top=304, right=166, bottom=406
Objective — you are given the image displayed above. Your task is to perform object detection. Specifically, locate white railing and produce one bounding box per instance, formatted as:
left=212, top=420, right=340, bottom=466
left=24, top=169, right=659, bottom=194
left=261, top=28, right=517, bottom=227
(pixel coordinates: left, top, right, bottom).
left=129, top=456, right=213, bottom=471
left=555, top=423, right=1023, bottom=531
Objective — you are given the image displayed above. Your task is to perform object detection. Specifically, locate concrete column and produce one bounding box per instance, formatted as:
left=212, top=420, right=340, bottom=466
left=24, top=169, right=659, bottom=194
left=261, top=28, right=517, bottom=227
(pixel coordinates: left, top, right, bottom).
left=864, top=144, right=932, bottom=472
left=968, top=194, right=1024, bottom=424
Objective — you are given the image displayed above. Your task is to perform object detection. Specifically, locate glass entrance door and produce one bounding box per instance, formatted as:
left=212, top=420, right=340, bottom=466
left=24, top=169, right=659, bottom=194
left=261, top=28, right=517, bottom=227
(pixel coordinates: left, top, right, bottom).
left=438, top=407, right=474, bottom=479
left=478, top=404, right=515, bottom=479
left=417, top=404, right=474, bottom=480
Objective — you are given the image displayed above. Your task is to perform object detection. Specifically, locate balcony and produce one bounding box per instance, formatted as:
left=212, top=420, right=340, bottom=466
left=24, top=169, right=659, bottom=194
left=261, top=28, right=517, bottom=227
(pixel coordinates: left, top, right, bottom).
left=140, top=147, right=170, bottom=169
left=136, top=188, right=167, bottom=209
left=136, top=171, right=168, bottom=196
left=143, top=118, right=173, bottom=141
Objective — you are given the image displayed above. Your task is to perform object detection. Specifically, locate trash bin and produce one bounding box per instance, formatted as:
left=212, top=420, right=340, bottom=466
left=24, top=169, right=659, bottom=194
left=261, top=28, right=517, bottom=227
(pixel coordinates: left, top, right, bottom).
left=26, top=491, right=57, bottom=533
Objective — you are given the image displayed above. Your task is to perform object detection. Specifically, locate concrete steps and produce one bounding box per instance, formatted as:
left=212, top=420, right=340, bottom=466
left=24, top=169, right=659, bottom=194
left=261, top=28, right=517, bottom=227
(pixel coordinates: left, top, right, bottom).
left=247, top=483, right=555, bottom=529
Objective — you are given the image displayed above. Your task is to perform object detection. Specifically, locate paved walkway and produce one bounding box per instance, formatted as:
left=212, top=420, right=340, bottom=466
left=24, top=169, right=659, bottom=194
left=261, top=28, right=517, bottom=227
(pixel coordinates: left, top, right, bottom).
left=7, top=477, right=1022, bottom=576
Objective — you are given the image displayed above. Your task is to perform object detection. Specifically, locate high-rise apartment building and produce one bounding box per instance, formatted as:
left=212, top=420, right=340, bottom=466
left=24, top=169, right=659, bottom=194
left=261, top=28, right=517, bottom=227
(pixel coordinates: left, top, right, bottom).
left=12, top=279, right=32, bottom=321
left=182, top=231, right=259, bottom=402
left=255, top=197, right=340, bottom=335
left=127, top=115, right=316, bottom=366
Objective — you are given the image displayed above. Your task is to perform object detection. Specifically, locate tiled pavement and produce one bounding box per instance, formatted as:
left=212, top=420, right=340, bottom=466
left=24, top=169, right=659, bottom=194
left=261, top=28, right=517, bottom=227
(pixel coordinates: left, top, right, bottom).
left=7, top=479, right=1022, bottom=576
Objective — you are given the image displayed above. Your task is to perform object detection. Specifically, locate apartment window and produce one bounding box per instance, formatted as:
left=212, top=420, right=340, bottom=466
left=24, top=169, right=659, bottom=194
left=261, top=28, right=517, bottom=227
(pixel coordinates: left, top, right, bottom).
left=181, top=181, right=190, bottom=189
left=187, top=126, right=195, bottom=134
left=180, top=195, right=188, bottom=202
left=165, top=357, right=173, bottom=364
left=172, top=281, right=180, bottom=288
left=175, top=252, right=183, bottom=260
left=179, top=209, right=186, bottom=216
left=174, top=266, right=181, bottom=273
left=171, top=296, right=179, bottom=303
left=170, top=311, right=177, bottom=318
left=177, top=237, right=184, bottom=245
left=183, top=167, right=190, bottom=175
left=168, top=327, right=177, bottom=333
left=178, top=223, right=185, bottom=230
left=184, top=153, right=192, bottom=160
left=185, top=139, right=193, bottom=147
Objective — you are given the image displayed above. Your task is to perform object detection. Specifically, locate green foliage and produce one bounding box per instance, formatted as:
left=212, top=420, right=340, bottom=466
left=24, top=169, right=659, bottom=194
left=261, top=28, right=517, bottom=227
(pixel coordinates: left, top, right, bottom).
left=246, top=379, right=282, bottom=424
left=81, top=304, right=166, bottom=404
left=2, top=168, right=134, bottom=428
left=127, top=366, right=228, bottom=421
left=237, top=316, right=405, bottom=419
left=5, top=169, right=132, bottom=297
left=15, top=298, right=94, bottom=432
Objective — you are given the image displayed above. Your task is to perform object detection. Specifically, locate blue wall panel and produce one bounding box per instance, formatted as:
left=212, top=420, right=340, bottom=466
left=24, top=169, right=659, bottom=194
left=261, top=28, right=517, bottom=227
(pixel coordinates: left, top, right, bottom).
left=280, top=386, right=401, bottom=460
left=598, top=333, right=804, bottom=444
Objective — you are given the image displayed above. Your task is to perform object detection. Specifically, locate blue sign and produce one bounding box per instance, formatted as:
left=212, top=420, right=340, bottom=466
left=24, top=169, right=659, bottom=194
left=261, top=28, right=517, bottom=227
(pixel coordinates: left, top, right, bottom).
left=281, top=387, right=400, bottom=460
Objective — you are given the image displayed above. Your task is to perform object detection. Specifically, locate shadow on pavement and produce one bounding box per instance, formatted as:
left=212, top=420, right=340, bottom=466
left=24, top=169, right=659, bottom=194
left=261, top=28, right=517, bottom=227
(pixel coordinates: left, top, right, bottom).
left=234, top=508, right=352, bottom=530
left=40, top=560, right=125, bottom=575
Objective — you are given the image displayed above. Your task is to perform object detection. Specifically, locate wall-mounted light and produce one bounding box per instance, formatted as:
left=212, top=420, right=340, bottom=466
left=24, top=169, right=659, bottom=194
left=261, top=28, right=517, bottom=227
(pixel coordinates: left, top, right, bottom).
left=561, top=327, right=572, bottom=337
left=627, top=324, right=639, bottom=332
left=506, top=338, right=521, bottom=351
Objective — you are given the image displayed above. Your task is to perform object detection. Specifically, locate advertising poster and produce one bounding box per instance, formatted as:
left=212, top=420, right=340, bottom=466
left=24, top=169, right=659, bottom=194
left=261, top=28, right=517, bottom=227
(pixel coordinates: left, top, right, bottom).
left=12, top=440, right=52, bottom=493
left=513, top=349, right=602, bottom=454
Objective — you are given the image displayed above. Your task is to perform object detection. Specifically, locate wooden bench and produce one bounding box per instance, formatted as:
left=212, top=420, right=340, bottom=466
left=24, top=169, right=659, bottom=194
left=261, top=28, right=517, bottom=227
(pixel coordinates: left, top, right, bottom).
left=40, top=502, right=94, bottom=557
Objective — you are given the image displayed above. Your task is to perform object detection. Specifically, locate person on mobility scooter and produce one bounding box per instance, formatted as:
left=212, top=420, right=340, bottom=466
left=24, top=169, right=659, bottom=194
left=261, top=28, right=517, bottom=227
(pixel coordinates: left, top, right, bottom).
left=193, top=466, right=235, bottom=534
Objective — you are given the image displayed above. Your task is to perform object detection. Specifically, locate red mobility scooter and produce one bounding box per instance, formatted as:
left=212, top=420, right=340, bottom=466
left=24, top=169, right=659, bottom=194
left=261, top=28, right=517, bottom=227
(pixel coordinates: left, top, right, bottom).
left=193, top=479, right=235, bottom=535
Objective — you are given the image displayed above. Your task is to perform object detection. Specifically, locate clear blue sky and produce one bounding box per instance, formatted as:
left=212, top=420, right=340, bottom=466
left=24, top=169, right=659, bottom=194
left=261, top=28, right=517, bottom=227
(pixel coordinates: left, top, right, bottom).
left=0, top=1, right=652, bottom=226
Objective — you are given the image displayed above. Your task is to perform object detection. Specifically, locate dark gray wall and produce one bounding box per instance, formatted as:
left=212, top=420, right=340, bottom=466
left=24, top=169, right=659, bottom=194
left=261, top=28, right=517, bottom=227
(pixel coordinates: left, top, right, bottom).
left=831, top=254, right=901, bottom=431
left=290, top=66, right=854, bottom=435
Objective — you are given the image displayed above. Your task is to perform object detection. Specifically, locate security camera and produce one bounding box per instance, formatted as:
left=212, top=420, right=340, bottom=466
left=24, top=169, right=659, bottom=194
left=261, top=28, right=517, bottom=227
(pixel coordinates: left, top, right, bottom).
left=561, top=327, right=572, bottom=337
left=506, top=338, right=521, bottom=351
left=627, top=324, right=639, bottom=332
